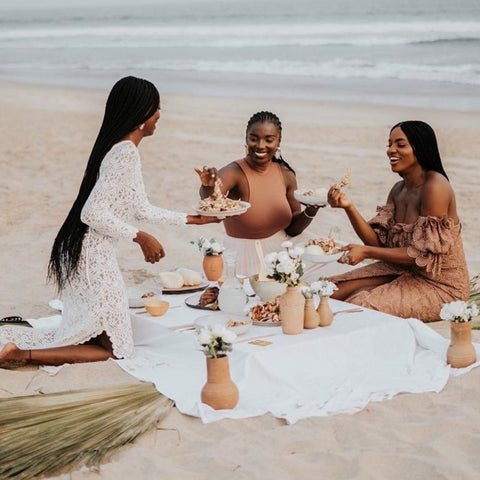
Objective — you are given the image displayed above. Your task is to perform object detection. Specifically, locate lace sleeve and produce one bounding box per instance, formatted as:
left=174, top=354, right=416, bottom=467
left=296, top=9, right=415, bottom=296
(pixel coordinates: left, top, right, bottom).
left=368, top=204, right=395, bottom=246
left=80, top=143, right=139, bottom=241
left=132, top=157, right=187, bottom=226
left=405, top=216, right=458, bottom=276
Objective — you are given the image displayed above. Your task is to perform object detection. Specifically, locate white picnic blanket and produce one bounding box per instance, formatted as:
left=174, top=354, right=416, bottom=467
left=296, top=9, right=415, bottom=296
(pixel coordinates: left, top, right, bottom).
left=30, top=297, right=480, bottom=424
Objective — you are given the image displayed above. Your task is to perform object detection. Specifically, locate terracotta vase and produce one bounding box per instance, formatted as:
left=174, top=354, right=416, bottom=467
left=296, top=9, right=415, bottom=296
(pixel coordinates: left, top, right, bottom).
left=201, top=356, right=239, bottom=410
left=202, top=254, right=223, bottom=281
left=304, top=298, right=319, bottom=329
left=279, top=286, right=305, bottom=335
left=447, top=321, right=476, bottom=368
left=317, top=295, right=334, bottom=327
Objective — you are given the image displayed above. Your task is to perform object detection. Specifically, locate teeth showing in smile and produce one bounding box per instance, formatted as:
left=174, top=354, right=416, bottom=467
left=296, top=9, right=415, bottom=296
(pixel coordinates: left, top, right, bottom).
left=255, top=152, right=267, bottom=158
left=389, top=157, right=399, bottom=162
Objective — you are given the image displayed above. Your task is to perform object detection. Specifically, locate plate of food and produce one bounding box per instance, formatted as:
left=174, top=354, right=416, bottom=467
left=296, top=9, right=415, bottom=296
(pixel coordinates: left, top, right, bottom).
left=185, top=287, right=220, bottom=310
left=294, top=187, right=328, bottom=206
left=196, top=179, right=251, bottom=218
left=300, top=238, right=346, bottom=264
left=195, top=201, right=251, bottom=219
left=195, top=313, right=252, bottom=336
left=249, top=299, right=281, bottom=327
left=127, top=286, right=163, bottom=308
left=158, top=269, right=209, bottom=294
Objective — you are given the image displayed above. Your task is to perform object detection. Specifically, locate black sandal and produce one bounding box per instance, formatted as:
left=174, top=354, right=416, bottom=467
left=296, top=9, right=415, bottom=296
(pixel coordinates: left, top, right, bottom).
left=0, top=316, right=32, bottom=327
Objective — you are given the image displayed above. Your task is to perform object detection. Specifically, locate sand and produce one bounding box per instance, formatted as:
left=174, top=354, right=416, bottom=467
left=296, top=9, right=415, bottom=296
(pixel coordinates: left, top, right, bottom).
left=1, top=80, right=479, bottom=479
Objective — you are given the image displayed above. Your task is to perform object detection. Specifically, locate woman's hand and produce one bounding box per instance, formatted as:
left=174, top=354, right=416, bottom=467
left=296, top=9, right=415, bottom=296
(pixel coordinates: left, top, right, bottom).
left=133, top=231, right=165, bottom=264
left=194, top=166, right=218, bottom=187
left=338, top=244, right=368, bottom=266
left=186, top=215, right=223, bottom=225
left=328, top=185, right=352, bottom=209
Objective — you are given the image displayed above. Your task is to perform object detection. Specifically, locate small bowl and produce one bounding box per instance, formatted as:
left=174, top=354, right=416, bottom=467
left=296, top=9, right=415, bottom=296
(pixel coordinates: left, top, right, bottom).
left=249, top=275, right=287, bottom=302
left=127, top=286, right=163, bottom=308
left=144, top=299, right=170, bottom=317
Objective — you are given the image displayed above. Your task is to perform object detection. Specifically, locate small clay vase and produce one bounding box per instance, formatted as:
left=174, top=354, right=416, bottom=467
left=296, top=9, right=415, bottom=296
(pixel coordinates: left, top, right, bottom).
left=202, top=254, right=224, bottom=281
left=447, top=321, right=476, bottom=368
left=279, top=286, right=305, bottom=335
left=304, top=298, right=319, bottom=329
left=201, top=356, right=239, bottom=410
left=317, top=296, right=334, bottom=327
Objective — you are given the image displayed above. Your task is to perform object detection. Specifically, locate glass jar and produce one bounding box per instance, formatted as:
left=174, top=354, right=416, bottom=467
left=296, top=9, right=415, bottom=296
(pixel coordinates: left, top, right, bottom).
left=218, top=250, right=247, bottom=315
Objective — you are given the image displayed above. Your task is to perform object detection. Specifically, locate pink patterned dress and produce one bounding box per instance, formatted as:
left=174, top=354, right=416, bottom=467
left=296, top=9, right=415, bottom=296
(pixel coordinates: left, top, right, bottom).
left=329, top=204, right=470, bottom=322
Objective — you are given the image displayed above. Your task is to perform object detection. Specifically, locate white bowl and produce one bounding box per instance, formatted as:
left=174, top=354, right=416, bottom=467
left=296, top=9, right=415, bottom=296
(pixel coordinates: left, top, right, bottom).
left=249, top=275, right=287, bottom=302
left=127, top=286, right=163, bottom=308
left=195, top=313, right=252, bottom=336
left=294, top=188, right=328, bottom=206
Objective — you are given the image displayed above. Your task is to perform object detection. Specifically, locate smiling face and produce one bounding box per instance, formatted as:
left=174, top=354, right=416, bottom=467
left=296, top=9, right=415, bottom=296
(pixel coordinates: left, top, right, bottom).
left=387, top=126, right=418, bottom=174
left=245, top=121, right=281, bottom=165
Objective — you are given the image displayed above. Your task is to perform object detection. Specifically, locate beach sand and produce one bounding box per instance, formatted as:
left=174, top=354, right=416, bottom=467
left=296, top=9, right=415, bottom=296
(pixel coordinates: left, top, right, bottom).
left=1, top=80, right=479, bottom=479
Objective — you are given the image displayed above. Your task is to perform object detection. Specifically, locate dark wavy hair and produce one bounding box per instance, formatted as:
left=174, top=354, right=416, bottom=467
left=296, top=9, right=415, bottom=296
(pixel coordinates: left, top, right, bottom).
left=246, top=111, right=295, bottom=175
left=391, top=120, right=449, bottom=180
left=48, top=76, right=160, bottom=291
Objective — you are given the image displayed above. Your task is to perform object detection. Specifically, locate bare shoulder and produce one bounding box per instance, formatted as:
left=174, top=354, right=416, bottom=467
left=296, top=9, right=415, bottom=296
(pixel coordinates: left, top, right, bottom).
left=421, top=171, right=453, bottom=216
left=279, top=164, right=297, bottom=189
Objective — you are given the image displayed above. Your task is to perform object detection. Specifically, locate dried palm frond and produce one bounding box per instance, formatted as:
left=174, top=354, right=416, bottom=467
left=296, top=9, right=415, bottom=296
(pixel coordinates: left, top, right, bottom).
left=0, top=382, right=173, bottom=480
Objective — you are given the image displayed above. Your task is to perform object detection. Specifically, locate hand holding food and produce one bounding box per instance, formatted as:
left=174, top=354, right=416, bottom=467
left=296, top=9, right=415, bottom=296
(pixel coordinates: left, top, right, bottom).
left=194, top=165, right=218, bottom=187
left=197, top=179, right=243, bottom=213
left=328, top=169, right=353, bottom=209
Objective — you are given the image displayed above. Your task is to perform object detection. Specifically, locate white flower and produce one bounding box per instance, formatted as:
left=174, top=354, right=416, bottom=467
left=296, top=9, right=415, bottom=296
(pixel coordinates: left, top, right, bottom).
left=301, top=286, right=313, bottom=298
left=309, top=281, right=323, bottom=292
left=281, top=240, right=293, bottom=249
left=440, top=300, right=479, bottom=322
left=197, top=328, right=212, bottom=345
left=277, top=251, right=290, bottom=263
left=210, top=242, right=223, bottom=254
left=211, top=323, right=226, bottom=337
left=222, top=330, right=237, bottom=343
left=316, top=279, right=338, bottom=297
left=264, top=252, right=278, bottom=264
left=291, top=246, right=304, bottom=258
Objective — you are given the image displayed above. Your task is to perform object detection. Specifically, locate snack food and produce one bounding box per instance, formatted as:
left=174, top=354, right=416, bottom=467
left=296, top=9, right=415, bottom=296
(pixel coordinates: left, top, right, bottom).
left=197, top=286, right=220, bottom=310
left=305, top=237, right=341, bottom=255
left=176, top=267, right=203, bottom=286
left=197, top=179, right=243, bottom=213
left=158, top=271, right=184, bottom=289
left=334, top=169, right=352, bottom=189
left=298, top=187, right=328, bottom=198
left=249, top=298, right=281, bottom=324
left=141, top=291, right=156, bottom=299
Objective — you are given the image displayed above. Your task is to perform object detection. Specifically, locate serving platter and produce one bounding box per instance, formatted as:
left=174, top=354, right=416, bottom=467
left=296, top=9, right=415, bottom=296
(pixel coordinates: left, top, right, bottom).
left=299, top=241, right=346, bottom=264
left=185, top=292, right=219, bottom=311
left=195, top=201, right=251, bottom=219
left=127, top=286, right=163, bottom=308
left=162, top=282, right=209, bottom=295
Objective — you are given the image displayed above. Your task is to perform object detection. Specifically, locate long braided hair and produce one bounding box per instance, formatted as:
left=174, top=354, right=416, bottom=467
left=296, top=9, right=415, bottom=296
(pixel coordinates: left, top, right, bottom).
left=391, top=120, right=449, bottom=180
left=48, top=76, right=160, bottom=291
left=245, top=111, right=296, bottom=175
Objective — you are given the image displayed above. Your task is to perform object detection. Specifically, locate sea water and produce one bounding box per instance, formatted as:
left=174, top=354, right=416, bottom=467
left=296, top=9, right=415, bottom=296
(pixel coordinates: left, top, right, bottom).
left=0, top=0, right=479, bottom=109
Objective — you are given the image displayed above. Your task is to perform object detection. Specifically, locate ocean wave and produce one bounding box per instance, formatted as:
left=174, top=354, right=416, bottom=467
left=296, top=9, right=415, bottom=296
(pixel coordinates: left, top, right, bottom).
left=1, top=20, right=479, bottom=47
left=3, top=58, right=479, bottom=86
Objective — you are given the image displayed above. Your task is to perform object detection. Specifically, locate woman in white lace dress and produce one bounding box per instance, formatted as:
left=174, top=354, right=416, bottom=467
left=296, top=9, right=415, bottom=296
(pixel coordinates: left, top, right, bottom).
left=0, top=76, right=219, bottom=367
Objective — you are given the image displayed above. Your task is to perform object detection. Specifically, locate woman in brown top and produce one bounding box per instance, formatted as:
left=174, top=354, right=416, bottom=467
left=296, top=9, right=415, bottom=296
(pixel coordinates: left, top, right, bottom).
left=196, top=111, right=322, bottom=277
left=328, top=120, right=470, bottom=322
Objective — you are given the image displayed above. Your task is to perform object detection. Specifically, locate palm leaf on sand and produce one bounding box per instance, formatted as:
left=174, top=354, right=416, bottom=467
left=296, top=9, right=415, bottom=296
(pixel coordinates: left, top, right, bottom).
left=0, top=382, right=172, bottom=479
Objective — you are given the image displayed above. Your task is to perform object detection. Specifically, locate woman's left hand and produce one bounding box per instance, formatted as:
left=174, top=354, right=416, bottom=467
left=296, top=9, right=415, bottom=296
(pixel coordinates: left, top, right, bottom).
left=338, top=244, right=367, bottom=266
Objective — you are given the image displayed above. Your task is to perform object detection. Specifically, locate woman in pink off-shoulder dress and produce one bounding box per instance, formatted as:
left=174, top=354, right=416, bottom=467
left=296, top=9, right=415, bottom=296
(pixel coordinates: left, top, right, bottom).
left=328, top=120, right=470, bottom=322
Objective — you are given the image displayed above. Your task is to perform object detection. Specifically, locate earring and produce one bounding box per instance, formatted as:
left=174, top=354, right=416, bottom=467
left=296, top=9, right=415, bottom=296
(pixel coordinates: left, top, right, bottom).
left=139, top=123, right=145, bottom=131
left=275, top=147, right=282, bottom=158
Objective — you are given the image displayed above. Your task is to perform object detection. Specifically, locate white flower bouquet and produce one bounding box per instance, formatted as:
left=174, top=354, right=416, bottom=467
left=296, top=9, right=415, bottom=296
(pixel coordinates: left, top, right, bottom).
left=264, top=241, right=305, bottom=287
left=197, top=324, right=237, bottom=358
left=300, top=279, right=338, bottom=299
left=191, top=236, right=225, bottom=256
left=440, top=300, right=479, bottom=323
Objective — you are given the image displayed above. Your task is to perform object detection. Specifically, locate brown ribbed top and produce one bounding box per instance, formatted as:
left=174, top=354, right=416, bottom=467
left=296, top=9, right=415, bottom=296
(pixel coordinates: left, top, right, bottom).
left=224, top=158, right=292, bottom=239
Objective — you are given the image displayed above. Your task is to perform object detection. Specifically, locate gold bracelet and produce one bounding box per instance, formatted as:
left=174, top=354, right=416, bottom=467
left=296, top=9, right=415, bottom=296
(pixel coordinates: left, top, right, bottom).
left=303, top=209, right=316, bottom=219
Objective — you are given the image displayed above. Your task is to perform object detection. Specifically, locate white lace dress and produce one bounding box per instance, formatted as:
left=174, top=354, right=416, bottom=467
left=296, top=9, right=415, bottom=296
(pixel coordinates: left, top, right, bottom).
left=0, top=140, right=186, bottom=358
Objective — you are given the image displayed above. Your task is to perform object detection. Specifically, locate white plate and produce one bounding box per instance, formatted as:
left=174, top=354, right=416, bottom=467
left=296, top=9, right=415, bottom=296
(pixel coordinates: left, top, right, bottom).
left=300, top=241, right=346, bottom=264
left=127, top=286, right=163, bottom=308
left=195, top=313, right=252, bottom=336
left=195, top=201, right=251, bottom=219
left=294, top=189, right=328, bottom=206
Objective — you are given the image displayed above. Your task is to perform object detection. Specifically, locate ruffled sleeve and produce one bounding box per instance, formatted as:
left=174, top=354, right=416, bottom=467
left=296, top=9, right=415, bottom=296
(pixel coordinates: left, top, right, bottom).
left=404, top=216, right=458, bottom=277
left=368, top=204, right=395, bottom=246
